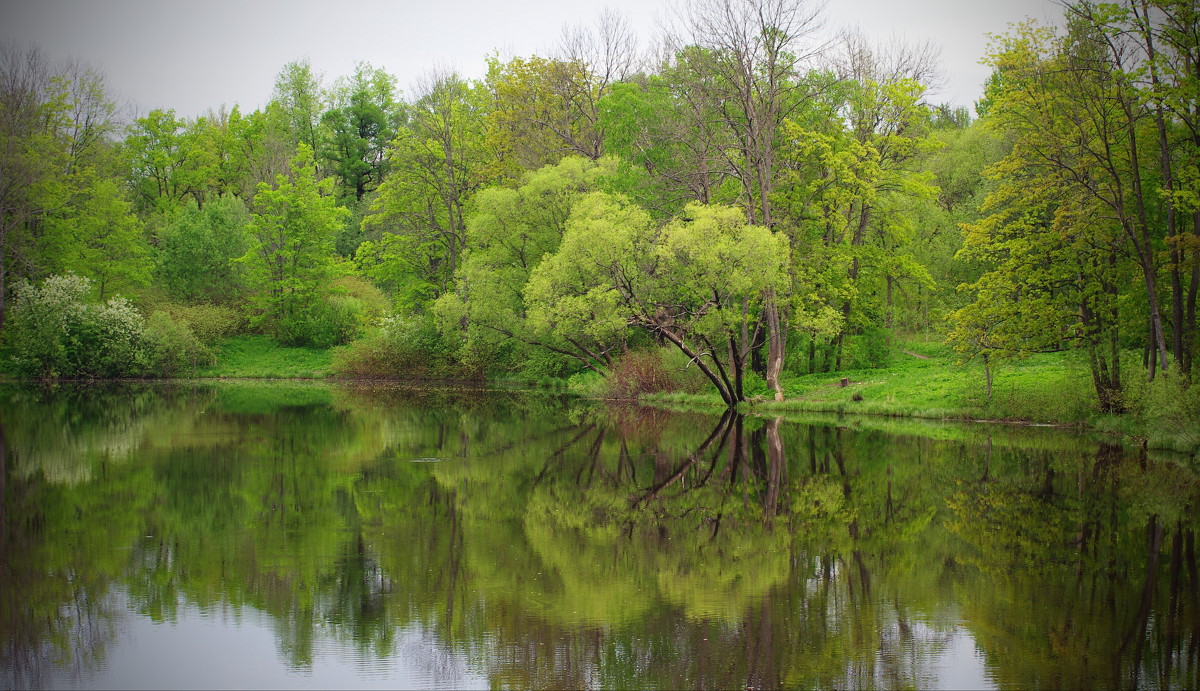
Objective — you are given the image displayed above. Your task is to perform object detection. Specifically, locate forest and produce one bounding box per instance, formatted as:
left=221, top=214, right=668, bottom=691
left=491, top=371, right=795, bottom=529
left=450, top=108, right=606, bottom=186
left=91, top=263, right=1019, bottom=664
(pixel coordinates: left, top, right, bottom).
left=1, top=0, right=1198, bottom=425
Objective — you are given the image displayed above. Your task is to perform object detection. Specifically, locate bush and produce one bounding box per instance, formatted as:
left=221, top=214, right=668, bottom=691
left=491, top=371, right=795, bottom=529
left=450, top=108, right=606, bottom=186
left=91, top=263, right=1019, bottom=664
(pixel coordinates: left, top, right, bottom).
left=606, top=349, right=675, bottom=399
left=333, top=313, right=462, bottom=379
left=158, top=302, right=244, bottom=345
left=145, top=311, right=213, bottom=376
left=331, top=275, right=389, bottom=329
left=1125, top=372, right=1200, bottom=452
left=6, top=274, right=154, bottom=378
left=276, top=294, right=361, bottom=349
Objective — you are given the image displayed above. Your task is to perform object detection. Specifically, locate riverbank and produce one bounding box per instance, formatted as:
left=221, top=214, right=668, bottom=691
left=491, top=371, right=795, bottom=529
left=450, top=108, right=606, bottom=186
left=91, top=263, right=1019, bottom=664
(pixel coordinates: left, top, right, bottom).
left=641, top=340, right=1199, bottom=457
left=3, top=333, right=1195, bottom=457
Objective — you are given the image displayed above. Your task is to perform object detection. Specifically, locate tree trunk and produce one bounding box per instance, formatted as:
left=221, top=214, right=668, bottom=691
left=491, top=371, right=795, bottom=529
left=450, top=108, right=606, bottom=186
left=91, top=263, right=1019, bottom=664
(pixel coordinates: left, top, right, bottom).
left=764, top=291, right=785, bottom=401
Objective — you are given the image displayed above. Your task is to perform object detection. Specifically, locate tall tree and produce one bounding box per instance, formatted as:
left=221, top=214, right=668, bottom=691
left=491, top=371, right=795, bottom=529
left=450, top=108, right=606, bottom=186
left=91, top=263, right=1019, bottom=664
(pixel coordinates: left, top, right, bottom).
left=361, top=70, right=492, bottom=299
left=319, top=62, right=398, bottom=204
left=0, top=43, right=66, bottom=327
left=666, top=0, right=827, bottom=399
left=239, top=144, right=347, bottom=341
left=270, top=58, right=323, bottom=158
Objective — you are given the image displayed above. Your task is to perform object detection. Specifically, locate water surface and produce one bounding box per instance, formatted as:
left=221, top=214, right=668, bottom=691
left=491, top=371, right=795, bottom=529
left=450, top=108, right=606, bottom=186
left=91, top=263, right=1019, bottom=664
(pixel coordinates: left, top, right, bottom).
left=1, top=382, right=1196, bottom=689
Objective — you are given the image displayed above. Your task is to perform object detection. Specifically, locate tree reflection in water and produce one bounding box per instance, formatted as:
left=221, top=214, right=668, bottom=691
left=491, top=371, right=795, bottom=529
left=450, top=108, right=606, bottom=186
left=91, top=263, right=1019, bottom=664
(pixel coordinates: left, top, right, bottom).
left=1, top=382, right=1196, bottom=689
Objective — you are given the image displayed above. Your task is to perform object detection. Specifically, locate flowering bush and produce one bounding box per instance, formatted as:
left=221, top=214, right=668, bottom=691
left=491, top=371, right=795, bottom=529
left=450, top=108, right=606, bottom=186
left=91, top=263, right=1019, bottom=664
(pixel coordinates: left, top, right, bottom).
left=6, top=274, right=156, bottom=378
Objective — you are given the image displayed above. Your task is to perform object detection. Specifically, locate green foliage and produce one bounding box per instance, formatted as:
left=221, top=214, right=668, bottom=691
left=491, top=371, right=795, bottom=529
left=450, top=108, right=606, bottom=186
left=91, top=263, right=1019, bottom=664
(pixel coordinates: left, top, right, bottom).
left=526, top=194, right=790, bottom=403
left=1124, top=372, right=1200, bottom=452
left=439, top=156, right=616, bottom=370
left=144, top=310, right=213, bottom=375
left=847, top=325, right=892, bottom=369
left=51, top=176, right=152, bottom=300
left=319, top=62, right=398, bottom=204
left=6, top=274, right=153, bottom=378
left=239, top=144, right=349, bottom=345
left=148, top=301, right=244, bottom=345
left=363, top=72, right=491, bottom=299
left=332, top=313, right=463, bottom=379
left=156, top=195, right=249, bottom=304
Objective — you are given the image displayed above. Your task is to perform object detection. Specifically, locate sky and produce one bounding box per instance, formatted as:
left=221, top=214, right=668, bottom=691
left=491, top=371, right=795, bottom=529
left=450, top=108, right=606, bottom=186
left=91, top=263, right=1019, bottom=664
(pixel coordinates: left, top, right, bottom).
left=0, top=0, right=1062, bottom=119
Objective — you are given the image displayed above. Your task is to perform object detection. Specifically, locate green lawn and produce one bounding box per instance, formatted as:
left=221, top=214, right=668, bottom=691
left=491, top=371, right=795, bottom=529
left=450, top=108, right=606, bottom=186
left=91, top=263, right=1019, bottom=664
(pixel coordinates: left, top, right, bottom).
left=646, top=339, right=1101, bottom=426
left=197, top=335, right=341, bottom=379
left=766, top=342, right=1098, bottom=424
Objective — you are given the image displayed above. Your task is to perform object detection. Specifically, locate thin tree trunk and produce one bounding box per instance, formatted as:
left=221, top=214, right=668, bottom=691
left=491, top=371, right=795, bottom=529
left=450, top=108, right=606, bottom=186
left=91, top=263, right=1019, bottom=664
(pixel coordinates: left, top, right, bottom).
left=765, top=292, right=784, bottom=401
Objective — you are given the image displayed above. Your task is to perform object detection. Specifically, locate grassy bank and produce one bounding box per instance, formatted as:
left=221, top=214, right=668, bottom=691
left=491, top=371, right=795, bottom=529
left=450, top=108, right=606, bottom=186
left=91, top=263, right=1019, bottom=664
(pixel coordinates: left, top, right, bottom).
left=197, top=335, right=342, bottom=379
left=641, top=339, right=1199, bottom=456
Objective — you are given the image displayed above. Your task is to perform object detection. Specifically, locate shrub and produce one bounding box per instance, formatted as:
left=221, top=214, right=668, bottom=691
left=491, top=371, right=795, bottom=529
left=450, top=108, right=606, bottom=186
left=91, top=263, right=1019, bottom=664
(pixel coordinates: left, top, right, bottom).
left=1125, top=372, right=1200, bottom=452
left=6, top=274, right=154, bottom=378
left=276, top=294, right=361, bottom=349
left=159, top=302, right=244, bottom=345
left=333, top=313, right=461, bottom=379
left=145, top=311, right=213, bottom=376
left=606, top=349, right=675, bottom=399
left=331, top=275, right=389, bottom=329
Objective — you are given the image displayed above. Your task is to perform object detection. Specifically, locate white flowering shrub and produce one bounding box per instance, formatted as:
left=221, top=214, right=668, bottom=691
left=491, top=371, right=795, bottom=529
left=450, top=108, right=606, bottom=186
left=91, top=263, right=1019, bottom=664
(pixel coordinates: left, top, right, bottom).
left=7, top=274, right=155, bottom=378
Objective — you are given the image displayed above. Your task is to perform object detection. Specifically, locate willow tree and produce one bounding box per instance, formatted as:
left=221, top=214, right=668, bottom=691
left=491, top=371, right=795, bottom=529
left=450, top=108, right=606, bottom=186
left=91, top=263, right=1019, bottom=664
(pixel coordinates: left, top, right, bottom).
left=525, top=193, right=788, bottom=406
left=663, top=0, right=827, bottom=399
left=434, top=156, right=618, bottom=373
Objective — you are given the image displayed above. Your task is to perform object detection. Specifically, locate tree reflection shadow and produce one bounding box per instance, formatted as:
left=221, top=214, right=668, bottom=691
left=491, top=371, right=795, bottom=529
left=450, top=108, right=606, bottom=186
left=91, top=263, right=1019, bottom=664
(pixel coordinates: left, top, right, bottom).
left=0, top=383, right=1196, bottom=689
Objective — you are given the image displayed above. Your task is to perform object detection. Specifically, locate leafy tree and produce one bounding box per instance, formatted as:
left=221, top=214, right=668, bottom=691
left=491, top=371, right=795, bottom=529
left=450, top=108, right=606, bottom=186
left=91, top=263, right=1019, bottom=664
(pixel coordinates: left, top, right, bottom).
left=123, top=109, right=191, bottom=215
left=667, top=0, right=827, bottom=399
left=485, top=54, right=607, bottom=172
left=238, top=144, right=348, bottom=344
left=361, top=71, right=492, bottom=299
left=270, top=58, right=323, bottom=158
left=319, top=62, right=397, bottom=205
left=55, top=176, right=152, bottom=300
left=156, top=194, right=249, bottom=304
left=434, top=156, right=617, bottom=372
left=525, top=193, right=789, bottom=404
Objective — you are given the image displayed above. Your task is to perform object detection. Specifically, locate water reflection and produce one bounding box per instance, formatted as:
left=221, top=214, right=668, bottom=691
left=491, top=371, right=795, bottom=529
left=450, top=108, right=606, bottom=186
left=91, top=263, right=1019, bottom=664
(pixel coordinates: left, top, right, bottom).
left=1, top=382, right=1197, bottom=689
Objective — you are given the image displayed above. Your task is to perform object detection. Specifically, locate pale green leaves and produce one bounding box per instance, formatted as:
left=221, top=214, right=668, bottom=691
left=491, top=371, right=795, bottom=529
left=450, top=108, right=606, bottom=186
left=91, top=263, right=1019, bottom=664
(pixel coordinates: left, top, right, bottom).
left=525, top=194, right=789, bottom=348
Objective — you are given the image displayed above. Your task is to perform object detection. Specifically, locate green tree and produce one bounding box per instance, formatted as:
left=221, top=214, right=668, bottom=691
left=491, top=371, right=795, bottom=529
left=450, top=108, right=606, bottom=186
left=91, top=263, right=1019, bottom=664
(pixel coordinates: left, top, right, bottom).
left=156, top=194, right=249, bottom=304
left=55, top=176, right=152, bottom=300
left=319, top=62, right=397, bottom=205
left=239, top=144, right=348, bottom=344
left=362, top=71, right=492, bottom=299
left=525, top=194, right=789, bottom=404
left=434, top=156, right=617, bottom=372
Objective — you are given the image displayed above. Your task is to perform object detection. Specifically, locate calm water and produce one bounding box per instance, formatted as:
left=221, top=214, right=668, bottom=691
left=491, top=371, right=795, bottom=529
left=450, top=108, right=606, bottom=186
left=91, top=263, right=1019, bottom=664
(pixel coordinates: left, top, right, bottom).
left=1, top=382, right=1196, bottom=690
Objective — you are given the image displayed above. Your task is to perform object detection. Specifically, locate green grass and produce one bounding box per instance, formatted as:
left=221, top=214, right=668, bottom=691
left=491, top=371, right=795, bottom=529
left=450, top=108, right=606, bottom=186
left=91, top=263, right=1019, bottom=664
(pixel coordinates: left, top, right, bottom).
left=197, top=335, right=341, bottom=379
left=764, top=344, right=1097, bottom=425
left=632, top=338, right=1199, bottom=457
left=640, top=339, right=1100, bottom=426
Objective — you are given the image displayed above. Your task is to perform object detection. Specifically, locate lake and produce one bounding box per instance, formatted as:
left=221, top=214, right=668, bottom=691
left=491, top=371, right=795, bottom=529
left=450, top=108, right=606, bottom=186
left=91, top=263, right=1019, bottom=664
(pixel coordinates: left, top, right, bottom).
left=1, top=381, right=1196, bottom=689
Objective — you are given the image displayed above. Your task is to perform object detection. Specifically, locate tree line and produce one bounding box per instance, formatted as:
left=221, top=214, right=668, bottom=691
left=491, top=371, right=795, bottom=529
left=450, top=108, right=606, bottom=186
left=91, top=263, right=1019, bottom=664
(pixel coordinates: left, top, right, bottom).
left=1, top=0, right=1197, bottom=410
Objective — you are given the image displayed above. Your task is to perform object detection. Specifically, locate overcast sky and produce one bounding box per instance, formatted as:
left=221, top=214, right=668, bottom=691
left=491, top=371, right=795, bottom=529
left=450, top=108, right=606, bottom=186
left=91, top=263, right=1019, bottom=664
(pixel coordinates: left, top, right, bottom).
left=1, top=0, right=1062, bottom=119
